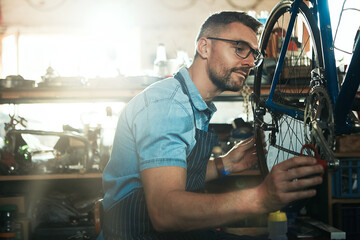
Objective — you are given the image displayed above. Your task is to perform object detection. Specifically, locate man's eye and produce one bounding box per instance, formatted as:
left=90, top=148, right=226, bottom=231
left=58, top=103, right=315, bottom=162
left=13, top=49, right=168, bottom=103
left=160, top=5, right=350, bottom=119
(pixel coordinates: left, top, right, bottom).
left=237, top=43, right=249, bottom=52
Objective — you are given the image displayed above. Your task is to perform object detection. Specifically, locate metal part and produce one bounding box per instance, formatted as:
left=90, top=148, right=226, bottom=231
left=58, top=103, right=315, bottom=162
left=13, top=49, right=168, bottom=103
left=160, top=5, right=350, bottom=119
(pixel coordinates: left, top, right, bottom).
left=252, top=95, right=277, bottom=132
left=310, top=67, right=325, bottom=87
left=6, top=129, right=94, bottom=171
left=328, top=158, right=340, bottom=169
left=272, top=143, right=300, bottom=156
left=304, top=86, right=337, bottom=169
left=254, top=117, right=277, bottom=131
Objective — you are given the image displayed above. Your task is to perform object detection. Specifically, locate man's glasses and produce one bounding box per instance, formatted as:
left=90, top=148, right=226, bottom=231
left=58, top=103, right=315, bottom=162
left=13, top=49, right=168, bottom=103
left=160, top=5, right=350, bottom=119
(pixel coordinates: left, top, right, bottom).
left=207, top=37, right=263, bottom=67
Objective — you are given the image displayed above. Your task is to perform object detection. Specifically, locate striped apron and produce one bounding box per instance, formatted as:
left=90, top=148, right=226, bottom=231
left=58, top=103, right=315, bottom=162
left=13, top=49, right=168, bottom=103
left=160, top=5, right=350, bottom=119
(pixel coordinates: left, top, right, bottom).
left=102, top=73, right=263, bottom=240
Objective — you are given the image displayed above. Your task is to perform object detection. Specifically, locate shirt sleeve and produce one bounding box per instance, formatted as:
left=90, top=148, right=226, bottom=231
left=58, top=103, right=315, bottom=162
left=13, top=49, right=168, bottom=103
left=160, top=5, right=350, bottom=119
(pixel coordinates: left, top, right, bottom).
left=131, top=96, right=196, bottom=171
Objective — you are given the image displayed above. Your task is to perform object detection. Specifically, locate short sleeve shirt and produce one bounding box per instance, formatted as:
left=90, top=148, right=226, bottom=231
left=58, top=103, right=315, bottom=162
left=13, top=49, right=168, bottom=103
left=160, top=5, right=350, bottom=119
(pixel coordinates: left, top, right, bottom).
left=101, top=67, right=217, bottom=210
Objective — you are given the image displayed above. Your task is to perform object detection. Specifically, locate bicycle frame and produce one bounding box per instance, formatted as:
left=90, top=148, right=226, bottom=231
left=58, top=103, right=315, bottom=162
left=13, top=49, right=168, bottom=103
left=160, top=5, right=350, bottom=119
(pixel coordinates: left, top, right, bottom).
left=265, top=0, right=360, bottom=134
left=335, top=22, right=360, bottom=134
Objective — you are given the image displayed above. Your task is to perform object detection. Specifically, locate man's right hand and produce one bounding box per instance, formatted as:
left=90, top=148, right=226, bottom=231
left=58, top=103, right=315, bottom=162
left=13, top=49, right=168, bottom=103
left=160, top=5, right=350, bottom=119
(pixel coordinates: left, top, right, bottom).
left=257, top=156, right=324, bottom=212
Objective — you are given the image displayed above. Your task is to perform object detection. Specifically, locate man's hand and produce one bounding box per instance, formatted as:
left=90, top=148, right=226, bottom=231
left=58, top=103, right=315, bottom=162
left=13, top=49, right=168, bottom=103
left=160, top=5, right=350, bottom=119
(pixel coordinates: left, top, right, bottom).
left=222, top=134, right=265, bottom=174
left=257, top=156, right=324, bottom=212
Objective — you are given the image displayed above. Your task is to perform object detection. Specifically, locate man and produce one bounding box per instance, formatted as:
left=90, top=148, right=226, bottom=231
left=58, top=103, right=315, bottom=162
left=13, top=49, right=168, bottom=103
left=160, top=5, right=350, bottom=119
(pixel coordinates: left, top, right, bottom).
left=100, top=11, right=324, bottom=240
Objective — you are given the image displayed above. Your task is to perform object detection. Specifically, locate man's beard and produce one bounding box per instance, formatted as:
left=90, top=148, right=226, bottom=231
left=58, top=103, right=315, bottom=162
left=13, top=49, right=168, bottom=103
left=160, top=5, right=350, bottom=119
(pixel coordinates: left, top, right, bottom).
left=209, top=66, right=250, bottom=91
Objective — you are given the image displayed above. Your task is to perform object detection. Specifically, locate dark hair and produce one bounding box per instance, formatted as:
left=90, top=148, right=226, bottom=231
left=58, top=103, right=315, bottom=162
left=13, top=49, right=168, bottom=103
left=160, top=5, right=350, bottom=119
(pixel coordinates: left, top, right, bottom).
left=194, top=11, right=262, bottom=58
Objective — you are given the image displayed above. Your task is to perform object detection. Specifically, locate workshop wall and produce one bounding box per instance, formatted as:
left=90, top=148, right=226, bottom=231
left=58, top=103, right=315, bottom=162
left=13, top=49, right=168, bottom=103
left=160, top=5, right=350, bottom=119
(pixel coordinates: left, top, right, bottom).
left=0, top=0, right=278, bottom=73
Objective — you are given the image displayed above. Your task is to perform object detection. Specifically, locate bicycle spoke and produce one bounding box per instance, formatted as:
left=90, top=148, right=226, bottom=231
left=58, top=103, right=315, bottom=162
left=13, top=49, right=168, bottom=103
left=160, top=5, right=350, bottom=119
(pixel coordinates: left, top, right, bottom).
left=253, top=0, right=323, bottom=177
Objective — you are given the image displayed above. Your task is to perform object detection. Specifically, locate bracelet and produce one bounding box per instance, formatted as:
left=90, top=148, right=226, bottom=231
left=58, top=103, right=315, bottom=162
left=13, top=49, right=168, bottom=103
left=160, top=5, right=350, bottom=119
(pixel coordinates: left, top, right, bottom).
left=214, top=157, right=229, bottom=177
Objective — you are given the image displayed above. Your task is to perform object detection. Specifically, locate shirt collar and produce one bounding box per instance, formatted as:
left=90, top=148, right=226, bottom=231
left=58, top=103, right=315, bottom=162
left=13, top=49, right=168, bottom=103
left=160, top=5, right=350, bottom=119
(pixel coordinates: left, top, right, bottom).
left=178, top=67, right=217, bottom=114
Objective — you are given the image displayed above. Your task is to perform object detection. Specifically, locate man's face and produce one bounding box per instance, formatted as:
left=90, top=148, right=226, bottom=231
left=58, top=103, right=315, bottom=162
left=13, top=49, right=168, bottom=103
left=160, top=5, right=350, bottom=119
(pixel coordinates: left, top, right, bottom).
left=207, top=22, right=259, bottom=92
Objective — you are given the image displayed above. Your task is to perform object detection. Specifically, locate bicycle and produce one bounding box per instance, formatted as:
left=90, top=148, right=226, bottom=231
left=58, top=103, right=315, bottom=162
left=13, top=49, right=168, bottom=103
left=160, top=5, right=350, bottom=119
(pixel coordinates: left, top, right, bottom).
left=252, top=0, right=360, bottom=177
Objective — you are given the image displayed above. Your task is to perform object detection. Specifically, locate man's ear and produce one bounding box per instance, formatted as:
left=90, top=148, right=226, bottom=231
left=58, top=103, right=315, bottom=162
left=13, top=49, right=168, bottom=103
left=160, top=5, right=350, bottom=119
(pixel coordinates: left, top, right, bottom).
left=196, top=37, right=210, bottom=59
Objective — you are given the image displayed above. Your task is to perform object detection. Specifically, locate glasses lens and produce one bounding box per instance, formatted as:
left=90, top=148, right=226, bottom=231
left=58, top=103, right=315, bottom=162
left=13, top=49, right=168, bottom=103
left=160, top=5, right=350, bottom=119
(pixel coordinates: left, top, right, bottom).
left=236, top=41, right=263, bottom=62
left=235, top=42, right=251, bottom=58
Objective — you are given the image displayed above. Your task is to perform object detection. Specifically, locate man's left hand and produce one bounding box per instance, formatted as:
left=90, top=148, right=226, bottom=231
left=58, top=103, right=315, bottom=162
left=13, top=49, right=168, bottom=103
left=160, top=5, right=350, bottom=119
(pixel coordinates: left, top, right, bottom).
left=222, top=134, right=264, bottom=173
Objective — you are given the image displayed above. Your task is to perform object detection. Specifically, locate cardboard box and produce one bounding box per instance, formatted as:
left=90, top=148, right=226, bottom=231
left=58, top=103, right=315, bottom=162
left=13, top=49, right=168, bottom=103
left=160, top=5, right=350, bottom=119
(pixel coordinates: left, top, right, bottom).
left=0, top=196, right=25, bottom=214
left=335, top=134, right=360, bottom=157
left=17, top=217, right=30, bottom=240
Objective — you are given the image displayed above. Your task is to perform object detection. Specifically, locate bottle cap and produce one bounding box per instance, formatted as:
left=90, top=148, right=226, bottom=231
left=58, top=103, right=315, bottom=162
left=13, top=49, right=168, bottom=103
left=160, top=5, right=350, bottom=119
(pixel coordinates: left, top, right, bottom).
left=268, top=210, right=287, bottom=222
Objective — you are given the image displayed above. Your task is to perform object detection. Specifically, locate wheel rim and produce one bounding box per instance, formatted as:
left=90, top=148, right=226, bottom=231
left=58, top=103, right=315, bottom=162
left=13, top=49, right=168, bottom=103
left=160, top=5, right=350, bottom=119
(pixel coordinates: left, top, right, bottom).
left=253, top=1, right=322, bottom=176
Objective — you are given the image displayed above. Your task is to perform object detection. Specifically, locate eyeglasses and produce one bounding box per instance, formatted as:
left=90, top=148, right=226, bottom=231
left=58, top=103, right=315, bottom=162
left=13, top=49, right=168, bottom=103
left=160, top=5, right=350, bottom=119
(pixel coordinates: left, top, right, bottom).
left=207, top=37, right=263, bottom=67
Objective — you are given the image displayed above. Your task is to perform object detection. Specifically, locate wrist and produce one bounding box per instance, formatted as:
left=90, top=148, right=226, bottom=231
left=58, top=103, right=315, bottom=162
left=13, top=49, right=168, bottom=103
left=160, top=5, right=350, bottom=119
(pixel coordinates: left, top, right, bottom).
left=254, top=183, right=272, bottom=214
left=214, top=157, right=230, bottom=177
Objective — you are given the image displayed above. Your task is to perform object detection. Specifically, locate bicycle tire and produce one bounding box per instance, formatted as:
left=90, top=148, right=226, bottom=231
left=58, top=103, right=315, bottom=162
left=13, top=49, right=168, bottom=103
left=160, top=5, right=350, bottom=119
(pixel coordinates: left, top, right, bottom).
left=253, top=0, right=323, bottom=177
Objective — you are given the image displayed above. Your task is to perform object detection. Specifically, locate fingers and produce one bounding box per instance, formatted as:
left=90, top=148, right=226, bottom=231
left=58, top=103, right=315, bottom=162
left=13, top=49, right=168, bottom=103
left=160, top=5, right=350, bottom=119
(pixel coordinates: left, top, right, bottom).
left=285, top=164, right=324, bottom=181
left=282, top=175, right=323, bottom=192
left=235, top=133, right=266, bottom=151
left=271, top=157, right=324, bottom=185
left=276, top=156, right=319, bottom=172
left=237, top=136, right=255, bottom=148
left=225, top=134, right=262, bottom=171
left=242, top=135, right=255, bottom=143
left=276, top=188, right=318, bottom=205
left=232, top=147, right=258, bottom=171
left=262, top=155, right=326, bottom=212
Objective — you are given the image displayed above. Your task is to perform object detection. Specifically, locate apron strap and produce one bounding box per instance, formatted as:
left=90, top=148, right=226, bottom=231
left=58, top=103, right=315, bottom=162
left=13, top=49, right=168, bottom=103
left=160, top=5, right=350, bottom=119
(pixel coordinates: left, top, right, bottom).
left=173, top=71, right=197, bottom=128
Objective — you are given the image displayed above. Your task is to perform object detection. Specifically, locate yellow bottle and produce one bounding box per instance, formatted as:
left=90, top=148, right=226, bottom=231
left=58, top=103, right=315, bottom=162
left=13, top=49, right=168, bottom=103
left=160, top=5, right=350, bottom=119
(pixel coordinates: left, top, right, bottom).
left=268, top=210, right=287, bottom=240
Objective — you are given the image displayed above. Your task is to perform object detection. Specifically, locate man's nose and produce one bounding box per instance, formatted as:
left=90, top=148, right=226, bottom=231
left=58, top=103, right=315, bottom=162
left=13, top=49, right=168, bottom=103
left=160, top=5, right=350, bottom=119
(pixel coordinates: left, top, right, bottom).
left=241, top=54, right=255, bottom=68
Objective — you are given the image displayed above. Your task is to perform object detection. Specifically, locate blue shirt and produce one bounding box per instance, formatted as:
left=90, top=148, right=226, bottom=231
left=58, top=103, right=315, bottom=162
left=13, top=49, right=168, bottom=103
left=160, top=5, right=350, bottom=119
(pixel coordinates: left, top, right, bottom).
left=101, top=67, right=217, bottom=211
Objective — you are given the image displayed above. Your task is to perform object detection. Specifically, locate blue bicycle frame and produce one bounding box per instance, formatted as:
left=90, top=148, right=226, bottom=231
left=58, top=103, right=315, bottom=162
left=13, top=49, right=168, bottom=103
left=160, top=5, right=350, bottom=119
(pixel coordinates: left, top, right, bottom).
left=265, top=0, right=360, bottom=134
left=335, top=22, right=360, bottom=134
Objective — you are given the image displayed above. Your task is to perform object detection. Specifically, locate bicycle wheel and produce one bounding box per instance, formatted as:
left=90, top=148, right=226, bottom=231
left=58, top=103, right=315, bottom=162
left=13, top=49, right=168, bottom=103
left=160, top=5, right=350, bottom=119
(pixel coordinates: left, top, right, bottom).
left=253, top=0, right=324, bottom=177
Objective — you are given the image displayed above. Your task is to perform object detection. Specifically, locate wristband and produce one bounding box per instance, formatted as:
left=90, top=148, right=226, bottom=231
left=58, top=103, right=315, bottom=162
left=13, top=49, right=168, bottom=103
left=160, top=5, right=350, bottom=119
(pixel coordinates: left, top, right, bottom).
left=214, top=157, right=229, bottom=177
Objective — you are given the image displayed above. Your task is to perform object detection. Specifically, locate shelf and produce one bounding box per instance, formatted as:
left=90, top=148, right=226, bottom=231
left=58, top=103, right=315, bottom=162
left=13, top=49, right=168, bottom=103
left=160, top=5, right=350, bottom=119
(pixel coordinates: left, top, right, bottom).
left=0, top=84, right=293, bottom=104
left=0, top=87, right=143, bottom=103
left=0, top=84, right=311, bottom=104
left=334, top=152, right=360, bottom=158
left=0, top=172, right=102, bottom=181
left=330, top=198, right=360, bottom=204
left=0, top=87, right=248, bottom=103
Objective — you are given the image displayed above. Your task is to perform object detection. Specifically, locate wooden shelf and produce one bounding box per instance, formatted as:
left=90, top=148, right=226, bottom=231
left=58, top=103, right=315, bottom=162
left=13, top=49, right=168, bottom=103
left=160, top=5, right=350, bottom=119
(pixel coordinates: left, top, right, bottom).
left=330, top=198, right=360, bottom=204
left=0, top=87, right=246, bottom=103
left=0, top=84, right=311, bottom=104
left=334, top=152, right=360, bottom=158
left=0, top=87, right=143, bottom=103
left=0, top=172, right=102, bottom=181
left=0, top=84, right=290, bottom=104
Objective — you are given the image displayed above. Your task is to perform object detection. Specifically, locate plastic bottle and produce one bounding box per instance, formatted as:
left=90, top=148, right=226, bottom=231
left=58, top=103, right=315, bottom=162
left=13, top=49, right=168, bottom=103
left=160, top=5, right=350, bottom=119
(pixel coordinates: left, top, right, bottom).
left=154, top=43, right=168, bottom=77
left=268, top=210, right=288, bottom=240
